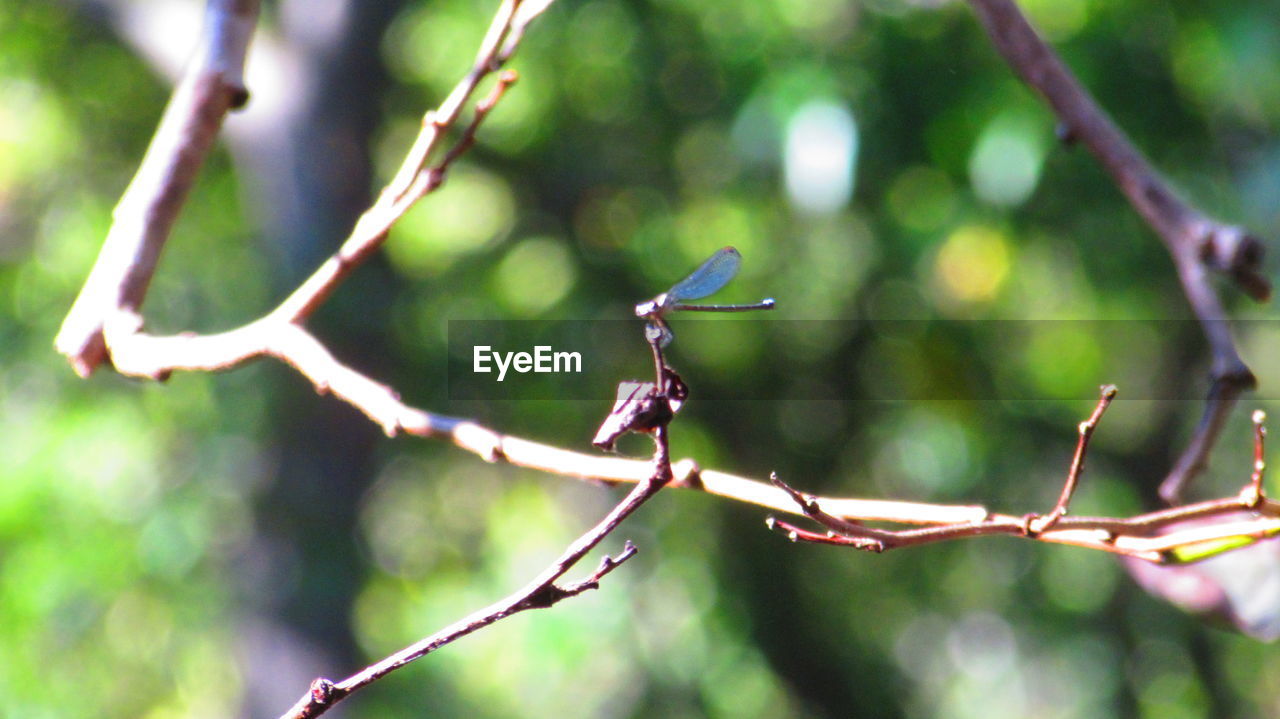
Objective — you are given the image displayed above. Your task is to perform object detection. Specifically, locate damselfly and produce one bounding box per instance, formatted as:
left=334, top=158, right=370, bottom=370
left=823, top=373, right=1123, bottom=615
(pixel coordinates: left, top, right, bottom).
left=635, top=246, right=775, bottom=347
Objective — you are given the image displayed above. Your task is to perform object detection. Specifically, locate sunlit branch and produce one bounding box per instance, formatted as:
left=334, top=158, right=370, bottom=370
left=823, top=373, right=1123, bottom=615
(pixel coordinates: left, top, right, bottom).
left=769, top=396, right=1280, bottom=562
left=56, top=0, right=1280, bottom=715
left=1025, top=384, right=1117, bottom=534
left=55, top=0, right=260, bottom=376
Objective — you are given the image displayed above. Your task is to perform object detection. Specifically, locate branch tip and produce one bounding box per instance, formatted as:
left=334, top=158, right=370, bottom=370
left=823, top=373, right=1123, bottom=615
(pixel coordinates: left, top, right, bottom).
left=1028, top=384, right=1118, bottom=534
left=1242, top=409, right=1269, bottom=507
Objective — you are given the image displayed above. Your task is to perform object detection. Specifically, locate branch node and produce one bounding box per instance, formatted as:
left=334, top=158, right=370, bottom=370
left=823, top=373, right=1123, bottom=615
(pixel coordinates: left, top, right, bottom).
left=1020, top=513, right=1042, bottom=537
left=1031, top=384, right=1117, bottom=534
left=671, top=458, right=702, bottom=489
left=1054, top=121, right=1077, bottom=146
left=228, top=86, right=250, bottom=110
left=1201, top=225, right=1271, bottom=302
left=310, top=678, right=336, bottom=705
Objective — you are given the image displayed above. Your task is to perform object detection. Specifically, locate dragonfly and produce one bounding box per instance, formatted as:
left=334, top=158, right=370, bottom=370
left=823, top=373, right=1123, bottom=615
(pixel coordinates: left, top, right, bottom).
left=634, top=246, right=775, bottom=347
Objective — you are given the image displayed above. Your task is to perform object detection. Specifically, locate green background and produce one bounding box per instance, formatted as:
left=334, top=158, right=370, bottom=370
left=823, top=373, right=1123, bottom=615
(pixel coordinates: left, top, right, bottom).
left=2, top=0, right=1279, bottom=716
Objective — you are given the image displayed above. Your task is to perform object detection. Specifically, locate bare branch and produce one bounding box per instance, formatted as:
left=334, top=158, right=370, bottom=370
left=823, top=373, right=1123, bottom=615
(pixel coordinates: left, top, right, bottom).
left=277, top=319, right=681, bottom=719
left=278, top=482, right=653, bottom=719
left=55, top=0, right=260, bottom=376
left=769, top=397, right=1280, bottom=563
left=271, top=21, right=525, bottom=325
left=84, top=307, right=1280, bottom=567
left=1026, top=384, right=1117, bottom=534
left=963, top=0, right=1267, bottom=502
left=58, top=2, right=1280, bottom=713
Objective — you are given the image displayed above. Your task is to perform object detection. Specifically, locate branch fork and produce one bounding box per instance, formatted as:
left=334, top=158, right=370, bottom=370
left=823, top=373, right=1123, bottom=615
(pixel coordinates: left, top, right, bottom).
left=964, top=0, right=1270, bottom=504
left=769, top=386, right=1280, bottom=563
left=56, top=0, right=1280, bottom=714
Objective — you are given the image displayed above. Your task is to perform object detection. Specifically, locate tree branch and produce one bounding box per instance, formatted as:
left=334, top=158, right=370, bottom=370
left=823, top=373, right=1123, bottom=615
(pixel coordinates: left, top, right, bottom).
left=962, top=0, right=1269, bottom=502
left=60, top=0, right=1280, bottom=568
left=278, top=298, right=683, bottom=719
left=768, top=386, right=1280, bottom=562
left=279, top=511, right=646, bottom=719
left=54, top=0, right=260, bottom=377
left=57, top=1, right=1280, bottom=713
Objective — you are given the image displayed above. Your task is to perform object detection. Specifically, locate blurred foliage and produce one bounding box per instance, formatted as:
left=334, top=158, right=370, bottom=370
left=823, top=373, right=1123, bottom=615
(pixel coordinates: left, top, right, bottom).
left=2, top=0, right=1280, bottom=717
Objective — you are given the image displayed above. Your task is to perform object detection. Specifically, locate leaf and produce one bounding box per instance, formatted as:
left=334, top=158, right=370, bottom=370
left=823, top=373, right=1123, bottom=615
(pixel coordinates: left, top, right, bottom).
left=1124, top=513, right=1280, bottom=641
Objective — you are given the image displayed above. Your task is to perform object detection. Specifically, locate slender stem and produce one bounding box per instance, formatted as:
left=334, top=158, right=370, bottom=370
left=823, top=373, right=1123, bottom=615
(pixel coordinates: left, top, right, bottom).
left=55, top=0, right=260, bottom=376
left=962, top=0, right=1267, bottom=502
left=1241, top=410, right=1268, bottom=507
left=1027, top=385, right=1117, bottom=534
left=278, top=477, right=655, bottom=718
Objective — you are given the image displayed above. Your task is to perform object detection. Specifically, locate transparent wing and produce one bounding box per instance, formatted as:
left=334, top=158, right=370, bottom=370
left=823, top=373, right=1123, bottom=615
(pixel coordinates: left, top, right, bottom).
left=666, top=246, right=742, bottom=302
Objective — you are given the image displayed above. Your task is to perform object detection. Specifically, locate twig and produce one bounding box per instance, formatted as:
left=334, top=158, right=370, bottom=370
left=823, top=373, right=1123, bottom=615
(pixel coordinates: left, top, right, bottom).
left=54, top=0, right=260, bottom=377
left=279, top=262, right=683, bottom=719
left=1025, top=384, right=1117, bottom=534
left=69, top=305, right=1280, bottom=563
left=962, top=0, right=1268, bottom=503
left=1160, top=376, right=1252, bottom=505
left=271, top=5, right=529, bottom=325
left=60, top=0, right=534, bottom=386
left=1240, top=410, right=1268, bottom=508
left=278, top=503, right=648, bottom=719
left=768, top=397, right=1280, bottom=563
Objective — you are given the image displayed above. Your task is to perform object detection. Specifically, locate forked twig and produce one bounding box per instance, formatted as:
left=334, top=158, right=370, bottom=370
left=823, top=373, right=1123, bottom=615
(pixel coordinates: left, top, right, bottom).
left=281, top=263, right=689, bottom=719
left=963, top=0, right=1268, bottom=503
left=1025, top=384, right=1117, bottom=534
left=769, top=392, right=1280, bottom=562
left=278, top=491, right=651, bottom=719
left=55, top=0, right=260, bottom=376
left=56, top=1, right=1280, bottom=713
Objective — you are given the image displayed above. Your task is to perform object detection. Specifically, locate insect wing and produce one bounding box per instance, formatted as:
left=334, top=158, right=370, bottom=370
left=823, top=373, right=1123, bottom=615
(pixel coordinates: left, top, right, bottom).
left=665, top=246, right=742, bottom=303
